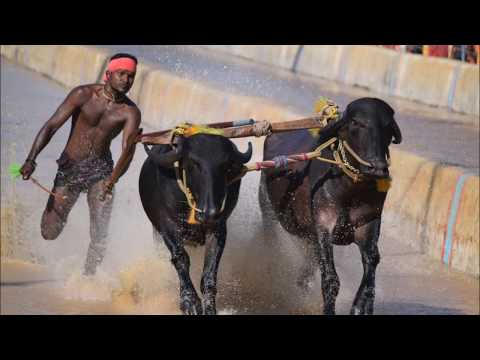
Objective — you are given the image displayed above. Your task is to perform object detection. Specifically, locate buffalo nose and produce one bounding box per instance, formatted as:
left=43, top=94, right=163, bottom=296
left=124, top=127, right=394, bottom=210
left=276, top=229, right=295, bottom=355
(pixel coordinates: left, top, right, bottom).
left=367, top=160, right=389, bottom=178
left=198, top=207, right=219, bottom=224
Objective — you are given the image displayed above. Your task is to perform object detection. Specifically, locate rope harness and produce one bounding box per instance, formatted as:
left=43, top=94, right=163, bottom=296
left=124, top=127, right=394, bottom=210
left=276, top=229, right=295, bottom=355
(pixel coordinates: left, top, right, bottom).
left=174, top=161, right=228, bottom=225
left=242, top=137, right=373, bottom=183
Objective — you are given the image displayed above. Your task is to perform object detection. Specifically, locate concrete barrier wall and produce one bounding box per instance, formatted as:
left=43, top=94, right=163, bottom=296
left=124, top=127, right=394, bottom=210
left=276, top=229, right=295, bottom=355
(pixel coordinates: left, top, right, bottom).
left=384, top=150, right=479, bottom=276
left=451, top=63, right=480, bottom=116
left=1, top=45, right=478, bottom=277
left=340, top=45, right=399, bottom=95
left=295, top=45, right=345, bottom=81
left=394, top=53, right=457, bottom=108
left=203, top=45, right=301, bottom=71
left=1, top=45, right=110, bottom=88
left=202, top=45, right=480, bottom=118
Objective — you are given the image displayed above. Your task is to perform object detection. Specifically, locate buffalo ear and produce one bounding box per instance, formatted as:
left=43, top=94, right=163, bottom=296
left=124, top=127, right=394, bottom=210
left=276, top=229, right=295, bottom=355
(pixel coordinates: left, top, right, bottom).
left=390, top=117, right=402, bottom=144
left=369, top=98, right=402, bottom=145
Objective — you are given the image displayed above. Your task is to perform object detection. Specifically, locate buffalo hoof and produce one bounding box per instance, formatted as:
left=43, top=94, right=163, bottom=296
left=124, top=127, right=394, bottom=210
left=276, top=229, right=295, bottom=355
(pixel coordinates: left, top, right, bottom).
left=202, top=299, right=216, bottom=315
left=180, top=293, right=203, bottom=315
left=323, top=305, right=336, bottom=315
left=350, top=303, right=374, bottom=315
left=350, top=306, right=364, bottom=315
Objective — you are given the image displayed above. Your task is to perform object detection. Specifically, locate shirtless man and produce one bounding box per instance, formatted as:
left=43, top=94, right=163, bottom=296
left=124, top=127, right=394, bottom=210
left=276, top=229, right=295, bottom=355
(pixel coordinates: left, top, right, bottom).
left=20, top=53, right=141, bottom=276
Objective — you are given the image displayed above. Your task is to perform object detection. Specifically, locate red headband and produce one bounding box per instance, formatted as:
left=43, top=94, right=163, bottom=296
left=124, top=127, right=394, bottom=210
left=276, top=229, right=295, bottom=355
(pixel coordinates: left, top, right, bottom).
left=103, top=57, right=137, bottom=81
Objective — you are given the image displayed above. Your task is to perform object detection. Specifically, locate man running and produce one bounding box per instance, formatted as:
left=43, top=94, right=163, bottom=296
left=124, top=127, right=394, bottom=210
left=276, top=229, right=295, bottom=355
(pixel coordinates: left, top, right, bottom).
left=20, top=52, right=141, bottom=276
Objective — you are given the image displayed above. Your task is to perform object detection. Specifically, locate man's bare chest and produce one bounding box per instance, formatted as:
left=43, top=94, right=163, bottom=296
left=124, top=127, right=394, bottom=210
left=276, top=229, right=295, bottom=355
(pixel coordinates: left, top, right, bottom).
left=79, top=98, right=127, bottom=129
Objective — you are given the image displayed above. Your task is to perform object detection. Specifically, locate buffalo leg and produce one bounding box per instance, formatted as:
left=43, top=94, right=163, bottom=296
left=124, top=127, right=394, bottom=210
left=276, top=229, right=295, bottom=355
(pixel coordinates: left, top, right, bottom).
left=258, top=173, right=276, bottom=225
left=351, top=218, right=381, bottom=315
left=161, top=226, right=202, bottom=315
left=316, top=226, right=340, bottom=315
left=295, top=233, right=321, bottom=293
left=201, top=222, right=227, bottom=315
left=258, top=172, right=278, bottom=247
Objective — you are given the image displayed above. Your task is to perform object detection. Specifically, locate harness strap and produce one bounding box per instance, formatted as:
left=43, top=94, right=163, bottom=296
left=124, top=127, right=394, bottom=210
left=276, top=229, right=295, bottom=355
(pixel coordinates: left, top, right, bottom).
left=342, top=141, right=373, bottom=168
left=311, top=137, right=364, bottom=182
left=333, top=149, right=361, bottom=183
left=338, top=142, right=362, bottom=177
left=237, top=136, right=371, bottom=184
left=312, top=137, right=338, bottom=155
left=174, top=161, right=203, bottom=225
left=174, top=161, right=229, bottom=225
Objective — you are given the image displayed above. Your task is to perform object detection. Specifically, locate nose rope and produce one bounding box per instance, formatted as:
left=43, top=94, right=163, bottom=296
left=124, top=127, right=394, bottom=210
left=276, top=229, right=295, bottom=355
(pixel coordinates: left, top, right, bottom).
left=341, top=141, right=373, bottom=168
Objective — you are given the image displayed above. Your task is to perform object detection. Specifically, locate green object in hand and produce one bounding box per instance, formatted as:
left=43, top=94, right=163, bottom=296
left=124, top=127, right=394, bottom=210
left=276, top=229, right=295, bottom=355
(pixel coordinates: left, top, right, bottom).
left=8, top=163, right=22, bottom=179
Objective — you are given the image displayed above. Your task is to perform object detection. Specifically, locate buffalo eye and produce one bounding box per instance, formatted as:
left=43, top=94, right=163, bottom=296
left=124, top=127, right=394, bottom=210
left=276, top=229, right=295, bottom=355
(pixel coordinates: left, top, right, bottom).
left=351, top=118, right=366, bottom=127
left=225, top=162, right=240, bottom=177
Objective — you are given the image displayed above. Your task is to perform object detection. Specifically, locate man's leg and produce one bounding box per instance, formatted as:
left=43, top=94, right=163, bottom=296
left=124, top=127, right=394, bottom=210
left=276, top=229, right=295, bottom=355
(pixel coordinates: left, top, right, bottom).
left=85, top=180, right=114, bottom=276
left=41, top=186, right=80, bottom=240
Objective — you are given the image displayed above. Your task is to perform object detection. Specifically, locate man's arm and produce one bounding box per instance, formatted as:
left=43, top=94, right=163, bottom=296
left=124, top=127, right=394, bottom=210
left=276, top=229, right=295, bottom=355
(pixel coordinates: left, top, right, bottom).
left=104, top=107, right=141, bottom=193
left=20, top=86, right=89, bottom=180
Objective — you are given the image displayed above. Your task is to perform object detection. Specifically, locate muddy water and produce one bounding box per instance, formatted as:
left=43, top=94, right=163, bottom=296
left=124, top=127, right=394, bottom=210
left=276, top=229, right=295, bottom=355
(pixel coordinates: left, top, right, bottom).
left=1, top=58, right=478, bottom=315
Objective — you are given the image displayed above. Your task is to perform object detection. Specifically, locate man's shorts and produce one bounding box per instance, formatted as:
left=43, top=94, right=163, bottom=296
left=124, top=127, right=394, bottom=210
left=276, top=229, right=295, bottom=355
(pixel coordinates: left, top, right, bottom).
left=53, top=151, right=114, bottom=193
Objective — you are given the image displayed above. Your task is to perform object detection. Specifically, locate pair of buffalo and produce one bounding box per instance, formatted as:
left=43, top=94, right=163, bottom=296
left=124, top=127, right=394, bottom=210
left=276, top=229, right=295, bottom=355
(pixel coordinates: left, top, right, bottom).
left=139, top=97, right=402, bottom=315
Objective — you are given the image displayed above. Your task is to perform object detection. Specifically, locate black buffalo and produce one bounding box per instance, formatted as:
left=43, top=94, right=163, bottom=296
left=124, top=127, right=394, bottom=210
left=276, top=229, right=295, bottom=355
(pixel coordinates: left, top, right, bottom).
left=259, top=98, right=402, bottom=315
left=139, top=134, right=252, bottom=315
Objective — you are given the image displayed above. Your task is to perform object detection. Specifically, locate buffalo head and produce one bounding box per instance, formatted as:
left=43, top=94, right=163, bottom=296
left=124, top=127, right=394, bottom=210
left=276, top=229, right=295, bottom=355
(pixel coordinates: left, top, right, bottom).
left=144, top=134, right=252, bottom=224
left=333, top=97, right=402, bottom=179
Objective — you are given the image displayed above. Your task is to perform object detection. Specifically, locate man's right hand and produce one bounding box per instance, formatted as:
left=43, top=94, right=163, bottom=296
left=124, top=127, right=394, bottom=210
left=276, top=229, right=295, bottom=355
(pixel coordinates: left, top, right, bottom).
left=99, top=179, right=114, bottom=202
left=20, top=159, right=36, bottom=180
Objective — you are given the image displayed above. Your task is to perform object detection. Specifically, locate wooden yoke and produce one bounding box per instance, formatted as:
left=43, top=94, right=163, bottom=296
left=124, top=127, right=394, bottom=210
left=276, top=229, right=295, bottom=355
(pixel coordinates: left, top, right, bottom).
left=137, top=115, right=331, bottom=145
left=221, top=115, right=327, bottom=138
left=136, top=119, right=256, bottom=145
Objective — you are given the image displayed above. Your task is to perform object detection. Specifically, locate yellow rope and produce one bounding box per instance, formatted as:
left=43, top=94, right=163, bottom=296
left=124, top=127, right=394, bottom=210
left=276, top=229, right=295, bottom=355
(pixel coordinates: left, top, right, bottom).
left=173, top=123, right=224, bottom=138
left=333, top=149, right=361, bottom=182
left=174, top=161, right=202, bottom=225
left=308, top=137, right=363, bottom=182
left=342, top=141, right=372, bottom=167
left=314, top=97, right=340, bottom=126
left=312, top=137, right=338, bottom=155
